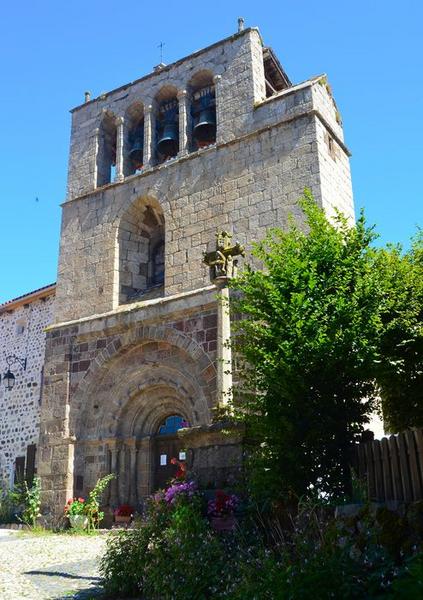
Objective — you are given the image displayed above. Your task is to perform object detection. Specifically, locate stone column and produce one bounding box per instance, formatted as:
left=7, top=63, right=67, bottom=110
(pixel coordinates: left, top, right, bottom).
left=216, top=282, right=232, bottom=406
left=114, top=116, right=124, bottom=182
left=92, top=127, right=100, bottom=189
left=109, top=443, right=119, bottom=507
left=129, top=441, right=138, bottom=506
left=213, top=75, right=222, bottom=144
left=143, top=105, right=154, bottom=167
left=117, top=444, right=126, bottom=505
left=137, top=436, right=153, bottom=499
left=177, top=89, right=189, bottom=156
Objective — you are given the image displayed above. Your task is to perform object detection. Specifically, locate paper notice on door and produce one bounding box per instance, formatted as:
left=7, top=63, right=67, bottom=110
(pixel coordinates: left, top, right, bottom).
left=160, top=454, right=167, bottom=466
left=179, top=451, right=186, bottom=461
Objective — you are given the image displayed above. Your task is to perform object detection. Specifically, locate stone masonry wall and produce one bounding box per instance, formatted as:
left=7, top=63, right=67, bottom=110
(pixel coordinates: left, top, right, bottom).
left=55, top=108, right=324, bottom=323
left=66, top=28, right=266, bottom=200
left=316, top=117, right=354, bottom=223
left=0, top=293, right=54, bottom=486
left=311, top=80, right=354, bottom=222
left=38, top=288, right=219, bottom=512
left=56, top=34, right=353, bottom=323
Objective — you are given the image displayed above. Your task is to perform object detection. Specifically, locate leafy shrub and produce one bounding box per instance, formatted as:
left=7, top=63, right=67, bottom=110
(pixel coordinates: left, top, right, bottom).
left=101, top=481, right=423, bottom=599
left=390, top=554, right=423, bottom=598
left=0, top=478, right=42, bottom=528
left=102, top=485, right=240, bottom=599
left=85, top=473, right=114, bottom=530
left=143, top=502, right=225, bottom=599
left=0, top=486, right=22, bottom=523
left=20, top=476, right=42, bottom=527
left=229, top=194, right=423, bottom=501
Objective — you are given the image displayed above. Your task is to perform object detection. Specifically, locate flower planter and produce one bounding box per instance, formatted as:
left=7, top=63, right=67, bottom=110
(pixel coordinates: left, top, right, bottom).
left=68, top=514, right=88, bottom=530
left=114, top=514, right=132, bottom=525
left=210, top=515, right=236, bottom=532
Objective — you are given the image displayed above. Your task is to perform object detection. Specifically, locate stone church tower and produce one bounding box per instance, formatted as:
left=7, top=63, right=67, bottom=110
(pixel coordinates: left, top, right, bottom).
left=38, top=25, right=353, bottom=517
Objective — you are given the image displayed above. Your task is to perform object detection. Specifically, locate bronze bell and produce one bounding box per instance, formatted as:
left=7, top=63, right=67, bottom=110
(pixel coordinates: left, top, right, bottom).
left=157, top=121, right=179, bottom=158
left=129, top=136, right=144, bottom=169
left=193, top=107, right=216, bottom=146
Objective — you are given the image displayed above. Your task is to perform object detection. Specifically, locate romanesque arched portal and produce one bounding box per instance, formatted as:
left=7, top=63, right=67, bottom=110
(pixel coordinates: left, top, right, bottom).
left=69, top=328, right=214, bottom=508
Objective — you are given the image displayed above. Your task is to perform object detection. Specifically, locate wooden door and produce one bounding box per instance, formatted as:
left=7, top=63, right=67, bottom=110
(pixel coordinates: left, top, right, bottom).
left=154, top=435, right=186, bottom=490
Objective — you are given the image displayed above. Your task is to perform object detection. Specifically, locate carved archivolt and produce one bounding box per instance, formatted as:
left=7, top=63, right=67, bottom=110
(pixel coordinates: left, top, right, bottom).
left=70, top=325, right=216, bottom=441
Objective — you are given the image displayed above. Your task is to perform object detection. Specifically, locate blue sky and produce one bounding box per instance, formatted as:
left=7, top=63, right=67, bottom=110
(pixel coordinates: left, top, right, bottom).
left=0, top=0, right=422, bottom=303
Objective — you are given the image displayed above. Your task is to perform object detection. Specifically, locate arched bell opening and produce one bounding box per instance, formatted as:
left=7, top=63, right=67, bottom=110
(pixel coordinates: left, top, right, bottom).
left=124, top=102, right=144, bottom=176
left=155, top=86, right=179, bottom=163
left=118, top=196, right=165, bottom=304
left=188, top=70, right=216, bottom=151
left=96, top=111, right=118, bottom=187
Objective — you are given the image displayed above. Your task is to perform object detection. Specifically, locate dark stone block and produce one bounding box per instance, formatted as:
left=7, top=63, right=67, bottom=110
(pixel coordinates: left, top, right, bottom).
left=204, top=314, right=217, bottom=329
left=206, top=327, right=217, bottom=341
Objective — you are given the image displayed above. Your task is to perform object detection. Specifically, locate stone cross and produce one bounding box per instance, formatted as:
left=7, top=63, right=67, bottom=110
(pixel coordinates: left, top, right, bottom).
left=203, top=231, right=245, bottom=283
left=203, top=232, right=245, bottom=408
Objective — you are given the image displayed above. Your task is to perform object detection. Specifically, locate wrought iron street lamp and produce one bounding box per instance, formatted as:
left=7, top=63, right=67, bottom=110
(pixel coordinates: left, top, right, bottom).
left=1, top=355, right=27, bottom=391
left=2, top=369, right=16, bottom=391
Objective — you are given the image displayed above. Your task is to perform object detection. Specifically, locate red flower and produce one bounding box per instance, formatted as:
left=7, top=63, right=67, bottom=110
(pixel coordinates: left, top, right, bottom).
left=78, top=498, right=85, bottom=503
left=114, top=504, right=134, bottom=517
left=170, top=457, right=187, bottom=480
left=215, top=490, right=230, bottom=512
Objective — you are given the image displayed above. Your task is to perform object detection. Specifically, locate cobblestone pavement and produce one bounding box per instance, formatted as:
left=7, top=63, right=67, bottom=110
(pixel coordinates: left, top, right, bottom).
left=0, top=530, right=107, bottom=599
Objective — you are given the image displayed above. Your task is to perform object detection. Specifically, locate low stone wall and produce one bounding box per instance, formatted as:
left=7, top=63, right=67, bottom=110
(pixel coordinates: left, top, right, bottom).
left=178, top=421, right=244, bottom=489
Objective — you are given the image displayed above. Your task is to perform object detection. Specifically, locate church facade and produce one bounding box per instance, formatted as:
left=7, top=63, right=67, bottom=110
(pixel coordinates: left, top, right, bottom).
left=1, top=25, right=353, bottom=518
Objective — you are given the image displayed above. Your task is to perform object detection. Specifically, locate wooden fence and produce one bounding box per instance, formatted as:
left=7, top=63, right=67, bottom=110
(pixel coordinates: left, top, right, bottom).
left=354, top=428, right=423, bottom=503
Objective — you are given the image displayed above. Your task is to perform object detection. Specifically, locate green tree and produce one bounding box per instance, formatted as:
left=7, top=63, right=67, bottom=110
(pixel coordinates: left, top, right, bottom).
left=229, top=191, right=386, bottom=500
left=376, top=233, right=423, bottom=430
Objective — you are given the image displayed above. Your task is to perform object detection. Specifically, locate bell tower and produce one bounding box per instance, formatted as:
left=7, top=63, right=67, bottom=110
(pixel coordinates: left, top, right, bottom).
left=38, top=25, right=354, bottom=518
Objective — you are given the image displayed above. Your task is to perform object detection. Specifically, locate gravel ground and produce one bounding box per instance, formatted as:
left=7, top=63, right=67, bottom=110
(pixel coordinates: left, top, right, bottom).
left=0, top=530, right=107, bottom=599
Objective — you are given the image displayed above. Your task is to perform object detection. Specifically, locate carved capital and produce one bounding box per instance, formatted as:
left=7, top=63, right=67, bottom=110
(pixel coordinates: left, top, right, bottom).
left=177, top=89, right=188, bottom=101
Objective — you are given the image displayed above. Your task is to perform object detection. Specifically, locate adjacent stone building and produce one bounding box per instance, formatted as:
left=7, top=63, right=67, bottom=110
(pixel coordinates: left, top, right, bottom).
left=0, top=285, right=55, bottom=487
left=1, top=25, right=354, bottom=517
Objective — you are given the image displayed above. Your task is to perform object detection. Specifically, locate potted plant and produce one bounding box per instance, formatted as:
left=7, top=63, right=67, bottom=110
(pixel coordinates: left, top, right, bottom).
left=65, top=497, right=88, bottom=530
left=207, top=490, right=239, bottom=531
left=64, top=474, right=115, bottom=531
left=114, top=504, right=134, bottom=525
